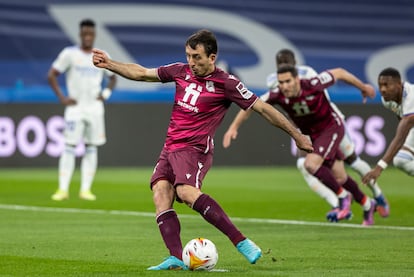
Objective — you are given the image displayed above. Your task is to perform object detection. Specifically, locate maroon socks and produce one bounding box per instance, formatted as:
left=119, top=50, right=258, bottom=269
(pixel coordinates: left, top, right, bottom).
left=193, top=194, right=245, bottom=246
left=156, top=209, right=182, bottom=259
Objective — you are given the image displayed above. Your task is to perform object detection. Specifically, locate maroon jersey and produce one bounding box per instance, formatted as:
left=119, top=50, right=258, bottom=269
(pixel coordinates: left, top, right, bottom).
left=157, top=63, right=258, bottom=153
left=261, top=71, right=343, bottom=140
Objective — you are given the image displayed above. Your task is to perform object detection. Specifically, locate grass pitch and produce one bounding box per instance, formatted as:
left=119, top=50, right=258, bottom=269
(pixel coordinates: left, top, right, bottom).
left=1, top=166, right=414, bottom=276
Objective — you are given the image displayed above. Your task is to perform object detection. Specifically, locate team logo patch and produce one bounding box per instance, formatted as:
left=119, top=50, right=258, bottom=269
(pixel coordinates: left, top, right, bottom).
left=206, top=81, right=215, bottom=92
left=236, top=82, right=253, bottom=99
left=310, top=79, right=319, bottom=86
left=318, top=72, right=333, bottom=84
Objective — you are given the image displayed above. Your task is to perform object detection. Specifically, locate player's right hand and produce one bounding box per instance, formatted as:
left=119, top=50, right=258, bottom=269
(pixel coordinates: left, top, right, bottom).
left=296, top=134, right=313, bottom=153
left=362, top=166, right=382, bottom=185
left=92, top=48, right=109, bottom=68
left=60, top=97, right=77, bottom=106
left=222, top=129, right=238, bottom=148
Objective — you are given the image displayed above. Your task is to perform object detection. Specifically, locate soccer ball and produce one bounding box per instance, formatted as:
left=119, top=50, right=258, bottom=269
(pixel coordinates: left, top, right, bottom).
left=182, top=238, right=218, bottom=271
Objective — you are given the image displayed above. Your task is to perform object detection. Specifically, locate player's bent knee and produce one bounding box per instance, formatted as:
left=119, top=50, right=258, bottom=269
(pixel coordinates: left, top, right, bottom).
left=393, top=156, right=406, bottom=169
left=303, top=160, right=318, bottom=175
left=393, top=150, right=414, bottom=175
left=152, top=181, right=175, bottom=204
left=297, top=157, right=313, bottom=177
left=176, top=184, right=202, bottom=206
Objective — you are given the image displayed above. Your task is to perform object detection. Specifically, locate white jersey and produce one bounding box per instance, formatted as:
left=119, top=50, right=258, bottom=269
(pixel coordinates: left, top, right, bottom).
left=266, top=65, right=345, bottom=119
left=381, top=97, right=402, bottom=118
left=52, top=46, right=114, bottom=145
left=382, top=82, right=414, bottom=118
left=382, top=82, right=414, bottom=152
left=52, top=46, right=114, bottom=109
left=401, top=82, right=414, bottom=116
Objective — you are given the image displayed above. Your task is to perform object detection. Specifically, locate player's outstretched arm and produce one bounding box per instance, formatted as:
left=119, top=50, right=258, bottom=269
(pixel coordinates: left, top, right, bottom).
left=92, top=48, right=159, bottom=82
left=328, top=68, right=376, bottom=103
left=252, top=99, right=313, bottom=153
left=362, top=115, right=414, bottom=184
left=222, top=108, right=254, bottom=148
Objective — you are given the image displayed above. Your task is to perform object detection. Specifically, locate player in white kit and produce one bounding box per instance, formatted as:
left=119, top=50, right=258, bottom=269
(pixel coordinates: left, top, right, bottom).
left=48, top=19, right=116, bottom=201
left=263, top=49, right=389, bottom=216
left=363, top=67, right=414, bottom=184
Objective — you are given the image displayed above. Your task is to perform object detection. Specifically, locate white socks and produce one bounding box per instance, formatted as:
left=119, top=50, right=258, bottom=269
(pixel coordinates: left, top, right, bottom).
left=80, top=146, right=98, bottom=192
left=58, top=145, right=76, bottom=192
left=296, top=157, right=339, bottom=207
left=350, top=156, right=382, bottom=197
left=58, top=145, right=98, bottom=193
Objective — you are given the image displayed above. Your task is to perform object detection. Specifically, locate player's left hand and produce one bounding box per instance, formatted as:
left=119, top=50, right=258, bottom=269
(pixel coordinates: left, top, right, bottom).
left=222, top=129, right=238, bottom=148
left=361, top=84, right=376, bottom=104
left=362, top=166, right=382, bottom=185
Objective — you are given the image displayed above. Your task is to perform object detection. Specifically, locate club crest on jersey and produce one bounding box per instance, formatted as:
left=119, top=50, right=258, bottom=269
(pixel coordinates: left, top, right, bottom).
left=206, top=81, right=215, bottom=92
left=310, top=79, right=319, bottom=86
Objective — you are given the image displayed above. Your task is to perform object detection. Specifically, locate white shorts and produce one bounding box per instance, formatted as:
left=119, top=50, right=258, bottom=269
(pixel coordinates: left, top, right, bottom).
left=63, top=102, right=106, bottom=146
left=339, top=129, right=355, bottom=158
left=403, top=127, right=414, bottom=152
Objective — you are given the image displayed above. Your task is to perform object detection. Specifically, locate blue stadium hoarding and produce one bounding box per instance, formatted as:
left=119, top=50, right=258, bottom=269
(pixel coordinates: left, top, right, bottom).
left=0, top=103, right=399, bottom=167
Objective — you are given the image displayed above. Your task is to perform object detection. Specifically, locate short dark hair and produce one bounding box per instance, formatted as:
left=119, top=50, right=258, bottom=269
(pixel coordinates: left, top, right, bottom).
left=276, top=49, right=296, bottom=66
left=186, top=29, right=218, bottom=57
left=378, top=67, right=401, bottom=81
left=80, top=19, right=95, bottom=28
left=277, top=63, right=298, bottom=77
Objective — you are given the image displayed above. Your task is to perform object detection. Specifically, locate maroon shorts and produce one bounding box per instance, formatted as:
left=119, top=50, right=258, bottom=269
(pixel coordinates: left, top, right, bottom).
left=150, top=147, right=213, bottom=189
left=312, top=124, right=345, bottom=168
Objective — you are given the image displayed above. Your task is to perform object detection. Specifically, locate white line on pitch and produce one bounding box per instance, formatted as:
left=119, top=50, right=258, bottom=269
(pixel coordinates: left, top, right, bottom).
left=1, top=203, right=414, bottom=231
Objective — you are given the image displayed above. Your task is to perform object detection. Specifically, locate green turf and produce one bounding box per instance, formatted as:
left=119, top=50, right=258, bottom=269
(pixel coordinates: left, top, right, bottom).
left=0, top=166, right=413, bottom=276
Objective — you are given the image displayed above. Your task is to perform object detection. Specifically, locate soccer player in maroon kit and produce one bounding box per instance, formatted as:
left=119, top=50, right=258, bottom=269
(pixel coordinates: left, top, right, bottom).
left=92, top=30, right=313, bottom=270
left=224, top=64, right=378, bottom=226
